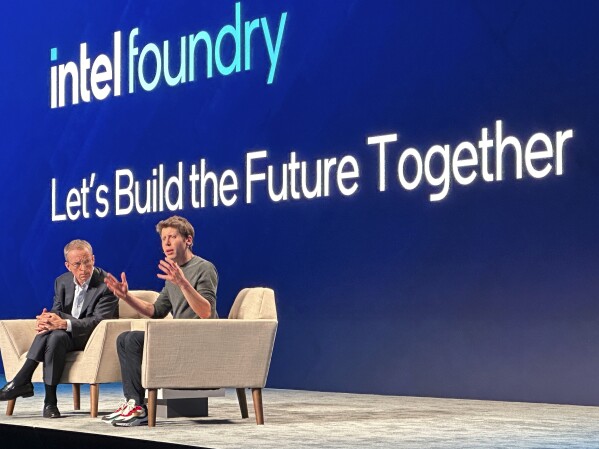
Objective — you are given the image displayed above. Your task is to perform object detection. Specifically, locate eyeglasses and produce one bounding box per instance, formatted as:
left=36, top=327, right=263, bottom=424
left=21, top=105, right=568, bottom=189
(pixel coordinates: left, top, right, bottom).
left=68, top=259, right=93, bottom=270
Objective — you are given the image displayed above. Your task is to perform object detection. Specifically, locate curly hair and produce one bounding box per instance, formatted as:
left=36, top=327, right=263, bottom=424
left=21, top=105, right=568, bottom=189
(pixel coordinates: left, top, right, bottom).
left=156, top=216, right=195, bottom=247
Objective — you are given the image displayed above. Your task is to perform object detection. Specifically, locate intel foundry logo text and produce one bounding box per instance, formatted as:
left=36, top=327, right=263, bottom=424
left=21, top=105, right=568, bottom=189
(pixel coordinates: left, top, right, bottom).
left=49, top=2, right=288, bottom=108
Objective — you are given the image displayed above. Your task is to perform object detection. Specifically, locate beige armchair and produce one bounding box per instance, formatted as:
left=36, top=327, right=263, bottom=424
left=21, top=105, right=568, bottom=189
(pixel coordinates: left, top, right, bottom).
left=0, top=290, right=159, bottom=417
left=143, top=287, right=278, bottom=426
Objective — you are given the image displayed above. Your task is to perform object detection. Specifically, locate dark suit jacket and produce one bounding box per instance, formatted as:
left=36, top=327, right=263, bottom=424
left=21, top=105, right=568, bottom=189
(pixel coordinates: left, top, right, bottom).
left=51, top=267, right=118, bottom=348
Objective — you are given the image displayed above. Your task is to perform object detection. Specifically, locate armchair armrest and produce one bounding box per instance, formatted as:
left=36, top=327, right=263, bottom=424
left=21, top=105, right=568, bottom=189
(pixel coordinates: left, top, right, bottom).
left=131, top=319, right=150, bottom=332
left=141, top=319, right=278, bottom=390
left=0, top=320, right=37, bottom=379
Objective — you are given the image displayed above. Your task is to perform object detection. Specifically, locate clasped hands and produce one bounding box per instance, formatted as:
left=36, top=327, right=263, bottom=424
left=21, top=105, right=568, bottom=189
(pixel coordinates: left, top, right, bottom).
left=36, top=308, right=67, bottom=334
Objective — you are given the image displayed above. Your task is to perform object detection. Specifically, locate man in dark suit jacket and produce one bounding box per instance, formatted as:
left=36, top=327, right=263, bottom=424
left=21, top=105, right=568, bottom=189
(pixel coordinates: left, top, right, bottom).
left=0, top=239, right=118, bottom=418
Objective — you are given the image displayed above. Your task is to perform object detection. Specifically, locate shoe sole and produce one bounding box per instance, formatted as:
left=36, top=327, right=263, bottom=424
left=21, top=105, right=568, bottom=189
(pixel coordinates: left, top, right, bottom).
left=113, top=420, right=148, bottom=427
left=102, top=417, right=120, bottom=424
left=112, top=414, right=148, bottom=427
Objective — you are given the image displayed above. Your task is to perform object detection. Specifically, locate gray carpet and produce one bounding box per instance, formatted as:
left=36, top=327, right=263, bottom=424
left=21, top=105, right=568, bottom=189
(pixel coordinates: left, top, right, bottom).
left=0, top=377, right=599, bottom=448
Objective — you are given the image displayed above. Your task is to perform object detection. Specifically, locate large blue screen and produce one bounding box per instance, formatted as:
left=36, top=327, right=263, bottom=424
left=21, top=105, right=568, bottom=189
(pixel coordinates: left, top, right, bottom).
left=1, top=0, right=598, bottom=405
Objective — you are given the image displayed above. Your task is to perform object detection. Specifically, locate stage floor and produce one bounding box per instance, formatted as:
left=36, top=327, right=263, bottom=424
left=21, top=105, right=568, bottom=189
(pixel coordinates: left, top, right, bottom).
left=0, top=378, right=598, bottom=448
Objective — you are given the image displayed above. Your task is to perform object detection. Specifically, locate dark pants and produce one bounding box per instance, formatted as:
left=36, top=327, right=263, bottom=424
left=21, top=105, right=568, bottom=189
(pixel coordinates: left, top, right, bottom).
left=117, top=331, right=145, bottom=405
left=27, top=330, right=81, bottom=386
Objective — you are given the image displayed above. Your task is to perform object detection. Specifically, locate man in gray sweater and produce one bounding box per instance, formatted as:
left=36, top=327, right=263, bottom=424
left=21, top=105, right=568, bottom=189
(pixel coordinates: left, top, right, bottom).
left=104, top=215, right=218, bottom=426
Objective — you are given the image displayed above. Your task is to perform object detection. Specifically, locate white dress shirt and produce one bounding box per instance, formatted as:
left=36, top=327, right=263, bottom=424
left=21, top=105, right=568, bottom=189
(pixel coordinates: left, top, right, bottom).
left=66, top=277, right=90, bottom=333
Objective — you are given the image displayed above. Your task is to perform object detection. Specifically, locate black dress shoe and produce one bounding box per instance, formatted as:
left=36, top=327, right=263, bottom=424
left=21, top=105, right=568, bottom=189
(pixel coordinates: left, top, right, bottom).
left=43, top=403, right=61, bottom=418
left=0, top=381, right=34, bottom=401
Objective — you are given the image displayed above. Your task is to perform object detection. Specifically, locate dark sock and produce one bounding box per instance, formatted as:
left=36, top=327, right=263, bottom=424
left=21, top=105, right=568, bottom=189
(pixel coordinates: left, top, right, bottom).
left=12, top=359, right=38, bottom=386
left=44, top=384, right=57, bottom=406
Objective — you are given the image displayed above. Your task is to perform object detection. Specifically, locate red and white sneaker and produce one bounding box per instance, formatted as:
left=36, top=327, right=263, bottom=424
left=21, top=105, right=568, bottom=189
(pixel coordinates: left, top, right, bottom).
left=112, top=400, right=148, bottom=427
left=102, top=398, right=133, bottom=424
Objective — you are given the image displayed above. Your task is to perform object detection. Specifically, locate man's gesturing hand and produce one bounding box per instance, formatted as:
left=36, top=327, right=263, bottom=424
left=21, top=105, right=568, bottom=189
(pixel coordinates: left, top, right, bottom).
left=157, top=258, right=187, bottom=287
left=105, top=272, right=129, bottom=300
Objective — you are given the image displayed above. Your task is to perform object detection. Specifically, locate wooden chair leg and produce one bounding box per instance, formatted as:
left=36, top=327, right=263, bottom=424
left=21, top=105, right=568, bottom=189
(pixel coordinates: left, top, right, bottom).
left=89, top=384, right=99, bottom=418
left=72, top=384, right=81, bottom=410
left=236, top=388, right=249, bottom=419
left=251, top=388, right=264, bottom=425
left=148, top=389, right=157, bottom=428
left=6, top=398, right=16, bottom=416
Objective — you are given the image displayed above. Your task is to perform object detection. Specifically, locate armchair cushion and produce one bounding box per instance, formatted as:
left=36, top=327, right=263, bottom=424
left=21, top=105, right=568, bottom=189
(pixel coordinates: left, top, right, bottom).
left=228, top=288, right=277, bottom=319
left=119, top=290, right=160, bottom=319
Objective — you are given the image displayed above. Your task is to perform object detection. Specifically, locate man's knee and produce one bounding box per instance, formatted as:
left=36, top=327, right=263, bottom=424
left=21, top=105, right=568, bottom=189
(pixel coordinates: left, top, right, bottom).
left=117, top=331, right=129, bottom=348
left=117, top=331, right=144, bottom=353
left=45, top=330, right=70, bottom=350
left=128, top=331, right=144, bottom=349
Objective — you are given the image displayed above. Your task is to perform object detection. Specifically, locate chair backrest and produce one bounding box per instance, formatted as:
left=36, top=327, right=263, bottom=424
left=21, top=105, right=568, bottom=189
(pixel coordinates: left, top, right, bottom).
left=228, top=287, right=277, bottom=320
left=119, top=290, right=160, bottom=319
